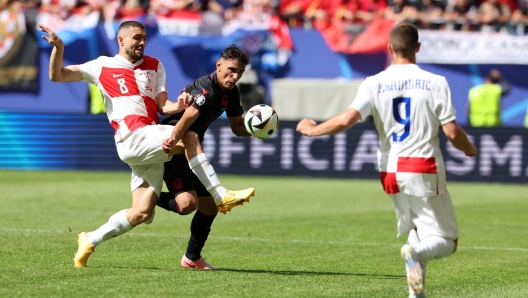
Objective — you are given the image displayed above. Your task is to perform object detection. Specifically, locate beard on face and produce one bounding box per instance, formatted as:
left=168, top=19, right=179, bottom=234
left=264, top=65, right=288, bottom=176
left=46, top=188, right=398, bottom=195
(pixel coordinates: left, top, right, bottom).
left=125, top=46, right=143, bottom=62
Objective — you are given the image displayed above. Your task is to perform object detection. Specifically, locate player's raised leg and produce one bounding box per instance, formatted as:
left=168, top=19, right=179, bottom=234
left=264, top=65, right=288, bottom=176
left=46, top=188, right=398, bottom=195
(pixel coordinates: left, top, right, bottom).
left=183, top=131, right=255, bottom=214
left=74, top=181, right=158, bottom=267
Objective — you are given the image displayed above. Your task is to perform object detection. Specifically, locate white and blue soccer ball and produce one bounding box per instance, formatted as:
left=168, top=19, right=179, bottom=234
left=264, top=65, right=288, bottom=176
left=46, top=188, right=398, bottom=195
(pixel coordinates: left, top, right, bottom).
left=244, top=104, right=279, bottom=139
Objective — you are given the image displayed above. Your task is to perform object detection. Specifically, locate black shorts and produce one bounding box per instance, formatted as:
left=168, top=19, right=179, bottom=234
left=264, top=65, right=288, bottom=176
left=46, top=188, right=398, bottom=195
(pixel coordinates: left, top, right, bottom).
left=163, top=154, right=210, bottom=197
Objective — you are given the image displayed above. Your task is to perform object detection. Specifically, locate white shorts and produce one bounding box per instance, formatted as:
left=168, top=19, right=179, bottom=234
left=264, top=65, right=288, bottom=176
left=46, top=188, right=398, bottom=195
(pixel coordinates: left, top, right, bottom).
left=115, top=125, right=174, bottom=197
left=389, top=192, right=458, bottom=240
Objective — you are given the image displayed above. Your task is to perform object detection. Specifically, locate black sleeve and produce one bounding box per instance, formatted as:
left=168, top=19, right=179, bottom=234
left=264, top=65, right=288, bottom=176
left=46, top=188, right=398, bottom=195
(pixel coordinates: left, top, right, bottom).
left=225, top=87, right=244, bottom=117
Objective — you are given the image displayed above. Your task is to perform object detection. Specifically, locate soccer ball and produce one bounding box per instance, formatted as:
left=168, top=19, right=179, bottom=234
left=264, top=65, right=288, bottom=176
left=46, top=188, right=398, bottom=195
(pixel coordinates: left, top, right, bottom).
left=244, top=104, right=279, bottom=139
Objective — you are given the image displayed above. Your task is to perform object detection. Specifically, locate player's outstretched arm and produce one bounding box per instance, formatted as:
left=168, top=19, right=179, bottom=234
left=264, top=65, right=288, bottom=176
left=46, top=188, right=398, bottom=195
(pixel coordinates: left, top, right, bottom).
left=296, top=108, right=362, bottom=137
left=156, top=91, right=192, bottom=115
left=38, top=23, right=82, bottom=83
left=228, top=115, right=251, bottom=137
left=162, top=106, right=200, bottom=154
left=442, top=120, right=478, bottom=157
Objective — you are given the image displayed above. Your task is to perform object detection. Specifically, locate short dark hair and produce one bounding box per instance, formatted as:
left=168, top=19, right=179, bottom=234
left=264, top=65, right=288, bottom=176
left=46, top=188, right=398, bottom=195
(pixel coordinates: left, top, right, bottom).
left=220, top=45, right=250, bottom=66
left=389, top=22, right=419, bottom=57
left=117, top=21, right=145, bottom=36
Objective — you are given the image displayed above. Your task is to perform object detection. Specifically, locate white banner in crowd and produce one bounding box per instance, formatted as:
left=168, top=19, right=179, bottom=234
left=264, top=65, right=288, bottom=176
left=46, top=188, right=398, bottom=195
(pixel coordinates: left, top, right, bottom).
left=417, top=30, right=528, bottom=65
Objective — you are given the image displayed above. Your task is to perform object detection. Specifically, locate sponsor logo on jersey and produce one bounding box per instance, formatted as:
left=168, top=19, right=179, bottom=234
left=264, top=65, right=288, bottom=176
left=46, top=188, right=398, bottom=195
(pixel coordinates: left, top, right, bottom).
left=202, top=89, right=209, bottom=95
left=221, top=95, right=228, bottom=107
left=113, top=73, right=123, bottom=78
left=145, top=85, right=152, bottom=92
left=194, top=94, right=206, bottom=106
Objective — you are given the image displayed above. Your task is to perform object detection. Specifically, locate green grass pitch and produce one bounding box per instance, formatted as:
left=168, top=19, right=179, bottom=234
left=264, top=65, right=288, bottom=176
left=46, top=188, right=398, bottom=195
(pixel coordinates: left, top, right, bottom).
left=0, top=170, right=527, bottom=297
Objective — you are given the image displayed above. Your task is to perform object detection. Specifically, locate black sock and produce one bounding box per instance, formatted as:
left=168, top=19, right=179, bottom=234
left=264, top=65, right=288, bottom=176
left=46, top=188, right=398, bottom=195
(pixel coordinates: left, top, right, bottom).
left=185, top=210, right=216, bottom=261
left=157, top=192, right=181, bottom=214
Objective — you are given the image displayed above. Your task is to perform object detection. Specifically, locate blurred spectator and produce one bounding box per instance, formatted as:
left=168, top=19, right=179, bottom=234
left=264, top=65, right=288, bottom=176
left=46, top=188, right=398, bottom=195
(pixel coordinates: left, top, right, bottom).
left=114, top=0, right=149, bottom=20
left=443, top=0, right=479, bottom=30
left=507, top=0, right=528, bottom=34
left=18, top=0, right=40, bottom=9
left=279, top=0, right=311, bottom=28
left=149, top=0, right=202, bottom=16
left=468, top=69, right=510, bottom=127
left=70, top=0, right=104, bottom=17
left=37, top=0, right=76, bottom=31
left=385, top=0, right=416, bottom=23
left=476, top=0, right=511, bottom=32
left=408, top=0, right=447, bottom=29
left=202, top=0, right=242, bottom=22
left=332, top=0, right=387, bottom=32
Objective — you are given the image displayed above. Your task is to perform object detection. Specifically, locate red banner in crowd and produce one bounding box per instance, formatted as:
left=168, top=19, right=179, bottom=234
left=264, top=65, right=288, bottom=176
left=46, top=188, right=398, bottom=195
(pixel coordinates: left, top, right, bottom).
left=320, top=18, right=395, bottom=55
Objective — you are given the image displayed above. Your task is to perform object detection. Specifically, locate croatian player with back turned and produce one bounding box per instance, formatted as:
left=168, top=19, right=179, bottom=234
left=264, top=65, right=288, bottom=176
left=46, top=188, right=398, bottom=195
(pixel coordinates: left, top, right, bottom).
left=296, top=22, right=477, bottom=297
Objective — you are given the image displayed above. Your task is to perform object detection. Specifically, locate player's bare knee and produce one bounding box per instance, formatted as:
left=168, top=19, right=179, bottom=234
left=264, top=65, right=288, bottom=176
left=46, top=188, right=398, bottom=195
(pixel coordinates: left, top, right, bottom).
left=175, top=192, right=198, bottom=215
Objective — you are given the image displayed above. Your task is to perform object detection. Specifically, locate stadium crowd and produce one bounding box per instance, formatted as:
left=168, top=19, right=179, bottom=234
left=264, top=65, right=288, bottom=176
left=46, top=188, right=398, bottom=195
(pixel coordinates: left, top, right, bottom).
left=3, top=0, right=528, bottom=35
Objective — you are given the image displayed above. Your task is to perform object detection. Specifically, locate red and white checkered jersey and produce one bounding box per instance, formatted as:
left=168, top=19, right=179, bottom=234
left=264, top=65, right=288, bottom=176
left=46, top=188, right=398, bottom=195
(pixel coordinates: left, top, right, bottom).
left=79, top=54, right=167, bottom=143
left=351, top=64, right=456, bottom=197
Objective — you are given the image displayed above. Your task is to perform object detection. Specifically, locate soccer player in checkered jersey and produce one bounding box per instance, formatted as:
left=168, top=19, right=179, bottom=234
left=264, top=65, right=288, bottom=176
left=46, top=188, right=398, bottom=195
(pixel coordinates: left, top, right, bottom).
left=38, top=21, right=254, bottom=268
left=296, top=22, right=477, bottom=298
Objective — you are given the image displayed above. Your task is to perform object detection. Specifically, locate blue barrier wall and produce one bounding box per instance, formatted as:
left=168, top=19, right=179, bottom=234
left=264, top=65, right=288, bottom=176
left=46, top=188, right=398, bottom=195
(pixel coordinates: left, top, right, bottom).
left=1, top=112, right=527, bottom=183
left=1, top=27, right=528, bottom=126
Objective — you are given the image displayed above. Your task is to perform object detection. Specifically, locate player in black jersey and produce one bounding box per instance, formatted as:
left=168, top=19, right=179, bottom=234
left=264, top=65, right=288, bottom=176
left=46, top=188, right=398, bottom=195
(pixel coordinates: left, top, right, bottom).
left=159, top=45, right=255, bottom=269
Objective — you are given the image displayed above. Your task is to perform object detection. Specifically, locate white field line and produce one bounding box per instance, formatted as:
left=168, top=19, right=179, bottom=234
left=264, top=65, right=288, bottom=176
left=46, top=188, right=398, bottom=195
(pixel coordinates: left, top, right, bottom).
left=2, top=227, right=528, bottom=252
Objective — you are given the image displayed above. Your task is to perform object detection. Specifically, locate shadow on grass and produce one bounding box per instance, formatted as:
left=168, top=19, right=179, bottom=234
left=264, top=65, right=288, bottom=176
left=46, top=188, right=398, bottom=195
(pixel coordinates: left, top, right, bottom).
left=85, top=265, right=403, bottom=279
left=216, top=268, right=403, bottom=279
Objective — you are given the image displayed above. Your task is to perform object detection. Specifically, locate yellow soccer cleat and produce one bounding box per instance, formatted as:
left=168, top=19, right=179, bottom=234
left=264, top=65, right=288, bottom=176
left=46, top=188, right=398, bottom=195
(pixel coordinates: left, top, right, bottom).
left=216, top=188, right=255, bottom=214
left=73, top=232, right=95, bottom=268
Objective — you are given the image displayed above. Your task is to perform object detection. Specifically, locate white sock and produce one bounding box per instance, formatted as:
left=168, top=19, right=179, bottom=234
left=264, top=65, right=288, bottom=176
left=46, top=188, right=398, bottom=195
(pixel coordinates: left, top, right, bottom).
left=413, top=235, right=455, bottom=262
left=87, top=209, right=133, bottom=247
left=407, top=228, right=420, bottom=246
left=188, top=153, right=226, bottom=202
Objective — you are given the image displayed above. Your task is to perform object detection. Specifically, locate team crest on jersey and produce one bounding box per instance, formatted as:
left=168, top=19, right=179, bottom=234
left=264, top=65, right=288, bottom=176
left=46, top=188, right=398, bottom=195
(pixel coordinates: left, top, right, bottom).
left=194, top=94, right=206, bottom=106
left=144, top=71, right=153, bottom=84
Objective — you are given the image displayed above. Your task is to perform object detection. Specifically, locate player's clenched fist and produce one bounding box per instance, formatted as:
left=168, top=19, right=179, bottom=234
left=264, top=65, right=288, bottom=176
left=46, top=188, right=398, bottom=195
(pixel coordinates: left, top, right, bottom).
left=38, top=23, right=64, bottom=48
left=177, top=92, right=193, bottom=109
left=296, top=118, right=317, bottom=136
left=162, top=137, right=176, bottom=154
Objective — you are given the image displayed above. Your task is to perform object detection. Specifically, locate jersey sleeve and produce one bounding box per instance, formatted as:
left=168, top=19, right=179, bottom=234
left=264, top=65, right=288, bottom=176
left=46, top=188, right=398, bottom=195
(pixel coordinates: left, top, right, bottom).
left=435, top=77, right=457, bottom=125
left=155, top=60, right=167, bottom=97
left=78, top=58, right=102, bottom=85
left=226, top=87, right=244, bottom=117
left=349, top=79, right=373, bottom=120
left=189, top=83, right=210, bottom=113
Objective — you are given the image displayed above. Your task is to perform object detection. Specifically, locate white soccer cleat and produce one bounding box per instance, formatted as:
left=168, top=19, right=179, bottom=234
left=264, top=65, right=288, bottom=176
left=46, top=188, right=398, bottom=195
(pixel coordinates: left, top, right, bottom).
left=401, top=244, right=423, bottom=294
